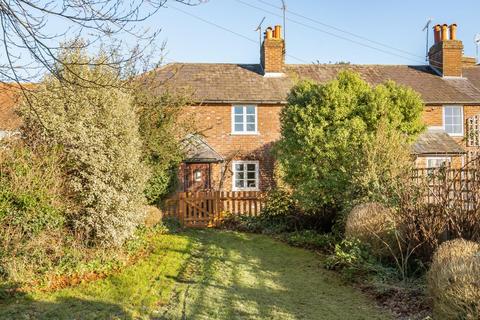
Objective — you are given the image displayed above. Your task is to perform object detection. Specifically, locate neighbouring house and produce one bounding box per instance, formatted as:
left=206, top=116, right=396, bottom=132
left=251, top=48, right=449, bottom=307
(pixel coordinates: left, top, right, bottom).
left=150, top=23, right=480, bottom=192
left=0, top=83, right=22, bottom=140
left=2, top=24, right=480, bottom=193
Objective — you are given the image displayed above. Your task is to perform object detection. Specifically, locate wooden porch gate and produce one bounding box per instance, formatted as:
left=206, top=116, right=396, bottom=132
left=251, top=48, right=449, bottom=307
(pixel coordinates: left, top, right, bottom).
left=164, top=191, right=265, bottom=228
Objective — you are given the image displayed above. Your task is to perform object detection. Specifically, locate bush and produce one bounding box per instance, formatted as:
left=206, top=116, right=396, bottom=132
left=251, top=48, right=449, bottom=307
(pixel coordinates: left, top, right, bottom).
left=345, top=203, right=396, bottom=258
left=135, top=89, right=194, bottom=204
left=280, top=230, right=336, bottom=252
left=275, top=71, right=424, bottom=211
left=324, top=238, right=378, bottom=281
left=21, top=46, right=148, bottom=246
left=219, top=211, right=264, bottom=233
left=428, top=239, right=480, bottom=320
left=0, top=143, right=66, bottom=252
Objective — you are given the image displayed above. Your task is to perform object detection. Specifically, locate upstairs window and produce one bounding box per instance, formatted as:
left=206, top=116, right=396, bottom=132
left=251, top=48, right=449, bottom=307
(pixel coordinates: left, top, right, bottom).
left=232, top=105, right=257, bottom=134
left=443, top=106, right=463, bottom=136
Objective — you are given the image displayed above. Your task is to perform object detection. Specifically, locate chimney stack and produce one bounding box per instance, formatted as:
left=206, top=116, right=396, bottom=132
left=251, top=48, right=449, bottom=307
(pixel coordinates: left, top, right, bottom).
left=261, top=25, right=285, bottom=76
left=429, top=23, right=464, bottom=77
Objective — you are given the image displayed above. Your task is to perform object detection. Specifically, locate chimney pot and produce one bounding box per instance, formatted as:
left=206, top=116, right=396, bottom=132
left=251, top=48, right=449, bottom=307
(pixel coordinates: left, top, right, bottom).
left=434, top=24, right=441, bottom=44
left=449, top=23, right=457, bottom=40
left=274, top=25, right=282, bottom=39
left=441, top=24, right=448, bottom=41
left=265, top=27, right=273, bottom=40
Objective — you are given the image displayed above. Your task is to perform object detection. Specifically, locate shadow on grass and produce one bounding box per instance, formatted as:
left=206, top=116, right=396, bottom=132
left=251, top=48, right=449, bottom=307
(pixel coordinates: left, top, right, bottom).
left=160, top=229, right=389, bottom=320
left=0, top=283, right=132, bottom=320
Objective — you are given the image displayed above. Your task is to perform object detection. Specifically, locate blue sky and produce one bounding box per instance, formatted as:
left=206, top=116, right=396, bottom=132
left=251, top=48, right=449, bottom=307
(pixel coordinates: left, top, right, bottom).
left=152, top=0, right=480, bottom=65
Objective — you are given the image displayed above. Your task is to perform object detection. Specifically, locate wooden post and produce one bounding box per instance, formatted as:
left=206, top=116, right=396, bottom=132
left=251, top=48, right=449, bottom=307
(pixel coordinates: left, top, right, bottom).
left=178, top=192, right=186, bottom=227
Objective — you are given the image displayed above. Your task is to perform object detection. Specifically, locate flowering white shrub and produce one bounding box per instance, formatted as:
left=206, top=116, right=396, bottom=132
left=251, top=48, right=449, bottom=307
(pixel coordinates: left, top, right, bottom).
left=21, top=47, right=149, bottom=246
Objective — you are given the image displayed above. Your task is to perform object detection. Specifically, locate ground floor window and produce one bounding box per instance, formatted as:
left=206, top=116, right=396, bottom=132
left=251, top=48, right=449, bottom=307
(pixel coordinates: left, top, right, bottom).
left=426, top=157, right=451, bottom=169
left=232, top=161, right=259, bottom=191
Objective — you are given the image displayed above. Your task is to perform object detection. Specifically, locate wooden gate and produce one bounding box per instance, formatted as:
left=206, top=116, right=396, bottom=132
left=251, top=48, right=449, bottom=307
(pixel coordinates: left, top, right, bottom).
left=163, top=191, right=265, bottom=228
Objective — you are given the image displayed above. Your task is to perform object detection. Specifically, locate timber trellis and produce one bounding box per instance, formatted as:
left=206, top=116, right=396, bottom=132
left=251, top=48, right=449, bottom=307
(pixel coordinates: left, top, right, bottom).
left=163, top=191, right=266, bottom=227
left=413, top=167, right=480, bottom=208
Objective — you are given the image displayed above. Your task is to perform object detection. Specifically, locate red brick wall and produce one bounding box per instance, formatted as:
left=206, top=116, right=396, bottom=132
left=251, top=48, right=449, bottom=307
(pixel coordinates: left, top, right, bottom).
left=261, top=38, right=285, bottom=74
left=428, top=40, right=463, bottom=77
left=182, top=104, right=283, bottom=191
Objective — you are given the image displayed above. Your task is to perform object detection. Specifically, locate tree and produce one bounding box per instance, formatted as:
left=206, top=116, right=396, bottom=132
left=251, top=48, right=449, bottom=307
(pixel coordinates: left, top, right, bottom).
left=134, top=86, right=194, bottom=204
left=276, top=71, right=425, bottom=211
left=0, top=0, right=203, bottom=85
left=21, top=46, right=148, bottom=246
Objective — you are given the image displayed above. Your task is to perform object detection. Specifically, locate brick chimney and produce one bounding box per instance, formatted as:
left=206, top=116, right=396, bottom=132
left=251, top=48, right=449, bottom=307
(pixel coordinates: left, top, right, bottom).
left=261, top=25, right=285, bottom=76
left=429, top=23, right=464, bottom=77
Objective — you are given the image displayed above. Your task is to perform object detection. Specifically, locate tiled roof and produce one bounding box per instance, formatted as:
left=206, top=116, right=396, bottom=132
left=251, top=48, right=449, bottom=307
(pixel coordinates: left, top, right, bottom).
left=412, top=129, right=466, bottom=155
left=0, top=83, right=23, bottom=130
left=152, top=63, right=480, bottom=104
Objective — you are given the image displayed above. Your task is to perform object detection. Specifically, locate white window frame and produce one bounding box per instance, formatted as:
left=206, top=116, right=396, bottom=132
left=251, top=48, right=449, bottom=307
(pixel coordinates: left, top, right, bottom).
left=426, top=156, right=451, bottom=169
left=231, top=105, right=258, bottom=135
left=443, top=105, right=464, bottom=137
left=232, top=160, right=260, bottom=191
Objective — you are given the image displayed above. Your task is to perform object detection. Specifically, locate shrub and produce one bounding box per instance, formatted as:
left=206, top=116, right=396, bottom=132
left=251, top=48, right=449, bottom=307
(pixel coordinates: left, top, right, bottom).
left=324, top=238, right=377, bottom=280
left=345, top=203, right=396, bottom=258
left=21, top=46, right=148, bottom=246
left=135, top=89, right=194, bottom=204
left=275, top=71, right=425, bottom=211
left=428, top=239, right=480, bottom=320
left=219, top=211, right=264, bottom=233
left=0, top=143, right=66, bottom=250
left=281, top=230, right=336, bottom=252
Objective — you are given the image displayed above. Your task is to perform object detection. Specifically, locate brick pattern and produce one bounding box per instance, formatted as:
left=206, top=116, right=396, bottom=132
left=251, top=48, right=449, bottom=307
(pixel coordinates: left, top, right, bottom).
left=419, top=104, right=480, bottom=168
left=181, top=104, right=282, bottom=191
left=261, top=38, right=285, bottom=74
left=429, top=40, right=464, bottom=77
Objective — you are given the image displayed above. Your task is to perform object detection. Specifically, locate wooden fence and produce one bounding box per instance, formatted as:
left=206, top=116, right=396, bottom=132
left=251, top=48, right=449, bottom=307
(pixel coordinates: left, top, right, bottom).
left=163, top=191, right=266, bottom=228
left=412, top=168, right=480, bottom=208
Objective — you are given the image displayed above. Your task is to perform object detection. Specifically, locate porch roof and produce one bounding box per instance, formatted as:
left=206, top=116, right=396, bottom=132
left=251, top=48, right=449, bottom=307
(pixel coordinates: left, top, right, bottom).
left=183, top=134, right=224, bottom=163
left=412, top=129, right=466, bottom=156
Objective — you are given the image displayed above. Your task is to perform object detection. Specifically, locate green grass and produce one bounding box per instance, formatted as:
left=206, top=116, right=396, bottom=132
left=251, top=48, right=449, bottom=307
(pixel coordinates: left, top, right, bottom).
left=0, top=229, right=391, bottom=320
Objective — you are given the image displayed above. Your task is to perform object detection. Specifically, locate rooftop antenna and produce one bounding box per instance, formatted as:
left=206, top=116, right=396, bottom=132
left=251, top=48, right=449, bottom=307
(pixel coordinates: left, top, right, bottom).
left=281, top=0, right=286, bottom=51
left=475, top=34, right=480, bottom=63
left=422, top=18, right=434, bottom=61
left=255, top=16, right=266, bottom=47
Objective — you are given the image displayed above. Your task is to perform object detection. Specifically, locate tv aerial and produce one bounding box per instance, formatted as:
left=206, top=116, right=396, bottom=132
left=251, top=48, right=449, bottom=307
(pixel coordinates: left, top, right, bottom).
left=475, top=34, right=480, bottom=63
left=254, top=16, right=266, bottom=46
left=422, top=18, right=434, bottom=61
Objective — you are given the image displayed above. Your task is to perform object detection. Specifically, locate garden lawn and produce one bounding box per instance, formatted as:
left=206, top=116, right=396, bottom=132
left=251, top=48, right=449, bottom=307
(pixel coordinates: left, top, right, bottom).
left=0, top=229, right=391, bottom=320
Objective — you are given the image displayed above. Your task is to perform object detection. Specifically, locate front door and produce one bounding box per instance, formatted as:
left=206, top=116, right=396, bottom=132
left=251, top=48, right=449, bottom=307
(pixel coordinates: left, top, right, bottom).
left=184, top=163, right=211, bottom=191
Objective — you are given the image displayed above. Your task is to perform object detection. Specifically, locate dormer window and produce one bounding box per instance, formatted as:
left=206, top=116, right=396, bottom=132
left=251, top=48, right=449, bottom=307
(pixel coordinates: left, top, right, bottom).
left=443, top=105, right=463, bottom=136
left=232, top=105, right=257, bottom=134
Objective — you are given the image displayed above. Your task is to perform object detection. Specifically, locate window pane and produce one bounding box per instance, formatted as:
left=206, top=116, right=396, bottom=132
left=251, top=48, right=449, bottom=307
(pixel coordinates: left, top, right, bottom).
left=234, top=124, right=243, bottom=132
left=444, top=106, right=463, bottom=135
left=247, top=172, right=256, bottom=179
left=235, top=172, right=245, bottom=180
left=247, top=180, right=256, bottom=187
left=234, top=106, right=243, bottom=115
left=235, top=164, right=244, bottom=171
left=246, top=123, right=255, bottom=132
left=235, top=115, right=244, bottom=123
left=247, top=164, right=256, bottom=171
left=235, top=180, right=244, bottom=188
left=246, top=115, right=255, bottom=123
left=246, top=106, right=255, bottom=115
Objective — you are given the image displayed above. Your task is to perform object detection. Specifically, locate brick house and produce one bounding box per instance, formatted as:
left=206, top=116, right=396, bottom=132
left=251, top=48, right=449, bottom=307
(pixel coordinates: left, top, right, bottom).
left=150, top=23, right=480, bottom=192
left=2, top=24, right=480, bottom=193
